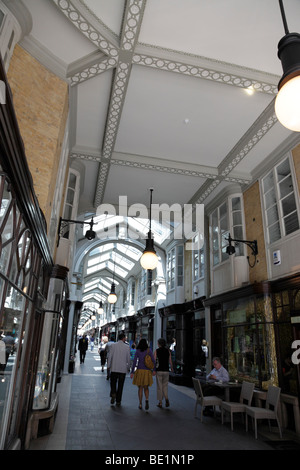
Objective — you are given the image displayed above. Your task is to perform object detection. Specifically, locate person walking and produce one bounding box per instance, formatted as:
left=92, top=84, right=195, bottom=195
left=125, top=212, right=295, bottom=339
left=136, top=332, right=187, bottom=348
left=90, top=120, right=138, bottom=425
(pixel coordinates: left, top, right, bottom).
left=107, top=332, right=130, bottom=406
left=154, top=338, right=173, bottom=408
left=99, top=336, right=108, bottom=372
left=130, top=338, right=156, bottom=410
left=78, top=335, right=89, bottom=364
left=90, top=335, right=95, bottom=351
left=130, top=343, right=136, bottom=365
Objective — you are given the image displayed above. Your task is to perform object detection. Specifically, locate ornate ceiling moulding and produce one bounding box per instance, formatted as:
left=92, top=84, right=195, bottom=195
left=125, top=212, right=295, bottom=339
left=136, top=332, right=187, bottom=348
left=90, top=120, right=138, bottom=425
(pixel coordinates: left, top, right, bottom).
left=133, top=51, right=278, bottom=95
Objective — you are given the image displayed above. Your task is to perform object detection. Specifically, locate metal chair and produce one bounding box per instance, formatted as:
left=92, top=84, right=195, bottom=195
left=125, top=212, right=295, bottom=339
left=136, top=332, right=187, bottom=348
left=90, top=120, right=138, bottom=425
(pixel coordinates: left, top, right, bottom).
left=221, top=381, right=254, bottom=431
left=192, top=377, right=223, bottom=422
left=245, top=385, right=282, bottom=439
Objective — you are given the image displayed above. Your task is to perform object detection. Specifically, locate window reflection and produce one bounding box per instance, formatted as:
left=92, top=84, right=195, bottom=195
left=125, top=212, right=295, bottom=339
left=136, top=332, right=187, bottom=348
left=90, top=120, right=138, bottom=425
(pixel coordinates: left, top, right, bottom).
left=0, top=287, right=25, bottom=437
left=224, top=295, right=275, bottom=388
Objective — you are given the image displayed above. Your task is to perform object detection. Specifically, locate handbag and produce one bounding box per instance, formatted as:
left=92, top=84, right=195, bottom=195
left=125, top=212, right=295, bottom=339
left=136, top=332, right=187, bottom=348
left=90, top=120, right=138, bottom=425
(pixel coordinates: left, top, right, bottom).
left=144, top=348, right=154, bottom=370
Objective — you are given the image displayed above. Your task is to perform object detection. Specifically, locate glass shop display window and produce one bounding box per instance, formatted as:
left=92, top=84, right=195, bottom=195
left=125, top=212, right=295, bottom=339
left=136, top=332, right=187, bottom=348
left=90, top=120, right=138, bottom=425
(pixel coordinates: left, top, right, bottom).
left=0, top=287, right=27, bottom=441
left=224, top=295, right=276, bottom=389
left=33, top=312, right=60, bottom=410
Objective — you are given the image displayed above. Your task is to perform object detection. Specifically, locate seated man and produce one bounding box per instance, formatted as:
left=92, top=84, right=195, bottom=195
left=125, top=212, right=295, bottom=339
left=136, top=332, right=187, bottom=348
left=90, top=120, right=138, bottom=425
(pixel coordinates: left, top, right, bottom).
left=206, top=357, right=229, bottom=383
left=203, top=357, right=229, bottom=415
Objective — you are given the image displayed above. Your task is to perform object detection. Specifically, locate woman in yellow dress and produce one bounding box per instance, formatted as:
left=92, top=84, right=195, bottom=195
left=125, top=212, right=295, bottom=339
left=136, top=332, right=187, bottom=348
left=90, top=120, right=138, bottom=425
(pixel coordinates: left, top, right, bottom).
left=130, top=338, right=156, bottom=410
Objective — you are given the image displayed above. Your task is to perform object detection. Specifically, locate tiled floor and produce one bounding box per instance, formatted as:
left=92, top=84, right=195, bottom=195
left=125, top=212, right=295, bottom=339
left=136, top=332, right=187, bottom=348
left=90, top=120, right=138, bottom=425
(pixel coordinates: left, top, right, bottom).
left=28, top=348, right=281, bottom=451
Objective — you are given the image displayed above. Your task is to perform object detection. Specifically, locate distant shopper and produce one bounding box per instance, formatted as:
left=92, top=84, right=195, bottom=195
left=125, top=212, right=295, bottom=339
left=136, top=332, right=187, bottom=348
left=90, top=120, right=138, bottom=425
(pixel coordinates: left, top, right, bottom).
left=99, top=336, right=108, bottom=372
left=130, top=343, right=136, bottom=364
left=169, top=338, right=176, bottom=369
left=78, top=335, right=89, bottom=364
left=108, top=333, right=131, bottom=406
left=130, top=338, right=156, bottom=410
left=154, top=338, right=173, bottom=408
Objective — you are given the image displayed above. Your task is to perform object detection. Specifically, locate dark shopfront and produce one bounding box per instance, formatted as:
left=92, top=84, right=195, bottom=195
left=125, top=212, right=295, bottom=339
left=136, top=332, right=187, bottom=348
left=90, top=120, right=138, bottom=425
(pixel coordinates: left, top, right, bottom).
left=135, top=307, right=154, bottom=350
left=159, top=297, right=206, bottom=386
left=204, top=275, right=300, bottom=401
left=116, top=316, right=137, bottom=347
left=112, top=307, right=154, bottom=349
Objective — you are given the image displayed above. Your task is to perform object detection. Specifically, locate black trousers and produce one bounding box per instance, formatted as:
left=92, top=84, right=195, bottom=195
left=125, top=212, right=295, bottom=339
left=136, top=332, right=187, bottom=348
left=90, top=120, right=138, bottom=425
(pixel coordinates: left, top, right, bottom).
left=79, top=350, right=86, bottom=363
left=110, top=372, right=126, bottom=403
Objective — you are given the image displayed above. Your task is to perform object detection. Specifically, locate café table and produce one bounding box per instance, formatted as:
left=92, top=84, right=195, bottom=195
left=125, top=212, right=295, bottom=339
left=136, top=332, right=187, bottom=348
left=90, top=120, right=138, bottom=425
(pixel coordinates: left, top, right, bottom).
left=199, top=377, right=241, bottom=402
left=211, top=381, right=242, bottom=402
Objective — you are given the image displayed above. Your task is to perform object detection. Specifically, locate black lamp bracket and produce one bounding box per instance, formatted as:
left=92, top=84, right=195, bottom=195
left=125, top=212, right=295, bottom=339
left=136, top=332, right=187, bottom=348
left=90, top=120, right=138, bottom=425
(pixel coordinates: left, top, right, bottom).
left=226, top=234, right=258, bottom=268
left=57, top=216, right=96, bottom=246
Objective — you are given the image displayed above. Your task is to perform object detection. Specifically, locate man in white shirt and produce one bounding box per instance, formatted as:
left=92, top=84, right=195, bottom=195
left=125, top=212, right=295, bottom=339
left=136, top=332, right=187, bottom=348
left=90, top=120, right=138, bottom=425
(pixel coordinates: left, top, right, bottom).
left=203, top=357, right=230, bottom=415
left=108, top=332, right=130, bottom=406
left=206, top=357, right=230, bottom=382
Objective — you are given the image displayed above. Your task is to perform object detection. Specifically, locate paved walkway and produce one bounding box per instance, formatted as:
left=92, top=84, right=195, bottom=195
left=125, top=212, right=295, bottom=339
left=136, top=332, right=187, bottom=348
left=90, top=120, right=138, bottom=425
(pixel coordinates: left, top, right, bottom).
left=29, top=348, right=280, bottom=453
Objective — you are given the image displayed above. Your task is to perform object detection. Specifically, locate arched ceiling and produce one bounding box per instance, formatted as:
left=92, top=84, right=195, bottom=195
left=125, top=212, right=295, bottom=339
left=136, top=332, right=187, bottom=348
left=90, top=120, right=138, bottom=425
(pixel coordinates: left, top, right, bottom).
left=12, top=0, right=300, bottom=304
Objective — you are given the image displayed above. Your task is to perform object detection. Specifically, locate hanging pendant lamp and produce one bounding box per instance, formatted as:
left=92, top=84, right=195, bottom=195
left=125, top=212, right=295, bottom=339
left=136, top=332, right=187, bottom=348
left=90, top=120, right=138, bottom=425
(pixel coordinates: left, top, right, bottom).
left=108, top=251, right=117, bottom=304
left=98, top=301, right=104, bottom=314
left=98, top=278, right=104, bottom=313
left=275, top=0, right=300, bottom=131
left=140, top=188, right=159, bottom=270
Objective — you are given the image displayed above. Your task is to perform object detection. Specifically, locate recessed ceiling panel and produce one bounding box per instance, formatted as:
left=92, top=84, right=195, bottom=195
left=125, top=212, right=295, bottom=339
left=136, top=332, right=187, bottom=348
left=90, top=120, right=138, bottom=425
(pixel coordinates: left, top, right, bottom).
left=103, top=164, right=205, bottom=208
left=75, top=70, right=113, bottom=149
left=80, top=0, right=126, bottom=36
left=140, top=0, right=300, bottom=75
left=115, top=65, right=273, bottom=167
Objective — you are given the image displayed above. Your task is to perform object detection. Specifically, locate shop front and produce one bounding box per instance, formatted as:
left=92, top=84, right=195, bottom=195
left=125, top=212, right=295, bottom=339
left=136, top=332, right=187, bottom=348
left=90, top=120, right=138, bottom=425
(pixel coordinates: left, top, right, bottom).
left=0, top=63, right=54, bottom=449
left=159, top=298, right=206, bottom=386
left=205, top=276, right=300, bottom=399
left=135, top=306, right=154, bottom=350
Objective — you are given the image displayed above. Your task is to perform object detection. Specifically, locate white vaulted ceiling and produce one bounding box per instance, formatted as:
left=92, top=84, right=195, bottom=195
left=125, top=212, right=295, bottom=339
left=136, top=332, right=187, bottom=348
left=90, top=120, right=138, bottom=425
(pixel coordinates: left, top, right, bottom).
left=9, top=0, right=300, bottom=300
left=17, top=0, right=300, bottom=213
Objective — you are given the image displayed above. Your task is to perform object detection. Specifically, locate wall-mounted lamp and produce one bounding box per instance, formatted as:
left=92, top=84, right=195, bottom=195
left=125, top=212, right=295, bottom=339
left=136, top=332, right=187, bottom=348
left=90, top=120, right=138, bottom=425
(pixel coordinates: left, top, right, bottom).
left=57, top=216, right=96, bottom=246
left=275, top=0, right=300, bottom=131
left=108, top=250, right=117, bottom=304
left=140, top=188, right=159, bottom=270
left=226, top=233, right=258, bottom=268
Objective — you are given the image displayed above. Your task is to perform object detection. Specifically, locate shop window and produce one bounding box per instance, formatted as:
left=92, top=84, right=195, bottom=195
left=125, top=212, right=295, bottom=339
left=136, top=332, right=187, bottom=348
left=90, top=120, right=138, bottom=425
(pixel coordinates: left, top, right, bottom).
left=223, top=295, right=276, bottom=389
left=33, top=311, right=60, bottom=410
left=147, top=270, right=152, bottom=295
left=193, top=234, right=204, bottom=281
left=273, top=289, right=299, bottom=396
left=262, top=155, right=299, bottom=244
left=0, top=172, right=43, bottom=442
left=167, top=248, right=175, bottom=290
left=211, top=202, right=229, bottom=266
left=61, top=170, right=80, bottom=240
left=193, top=310, right=206, bottom=376
left=167, top=245, right=183, bottom=291
left=130, top=280, right=135, bottom=306
left=177, top=245, right=184, bottom=287
left=210, top=195, right=245, bottom=267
